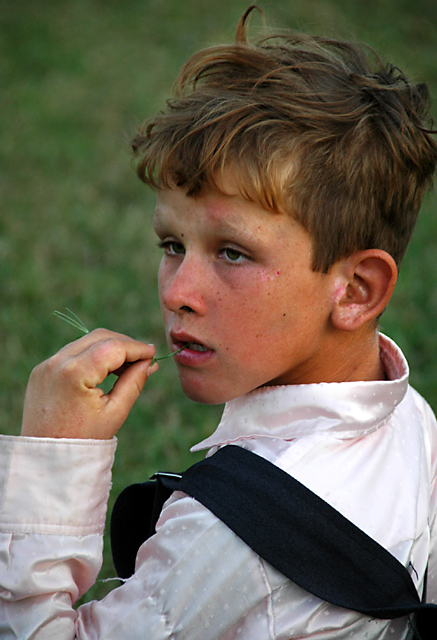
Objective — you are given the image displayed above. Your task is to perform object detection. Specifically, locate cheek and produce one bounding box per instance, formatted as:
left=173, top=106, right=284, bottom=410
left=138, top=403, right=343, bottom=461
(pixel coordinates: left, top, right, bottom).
left=158, top=257, right=170, bottom=286
left=157, top=261, right=165, bottom=295
left=221, top=292, right=290, bottom=345
left=254, top=268, right=281, bottom=282
left=157, top=261, right=175, bottom=305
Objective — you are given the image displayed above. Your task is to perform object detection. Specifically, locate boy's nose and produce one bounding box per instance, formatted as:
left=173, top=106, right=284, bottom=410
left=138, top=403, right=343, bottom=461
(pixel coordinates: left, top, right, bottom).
left=160, top=258, right=208, bottom=316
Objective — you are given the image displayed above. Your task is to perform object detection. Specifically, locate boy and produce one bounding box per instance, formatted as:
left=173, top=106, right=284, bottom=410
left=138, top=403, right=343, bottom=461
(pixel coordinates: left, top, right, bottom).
left=1, top=6, right=437, bottom=639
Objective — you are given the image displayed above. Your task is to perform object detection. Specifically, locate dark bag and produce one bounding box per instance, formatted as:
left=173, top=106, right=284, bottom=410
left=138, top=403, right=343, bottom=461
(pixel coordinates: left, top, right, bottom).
left=111, top=445, right=437, bottom=639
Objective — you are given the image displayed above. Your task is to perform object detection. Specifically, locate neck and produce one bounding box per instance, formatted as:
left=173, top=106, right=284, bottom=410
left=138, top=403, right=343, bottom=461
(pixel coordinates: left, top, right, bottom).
left=327, top=327, right=384, bottom=383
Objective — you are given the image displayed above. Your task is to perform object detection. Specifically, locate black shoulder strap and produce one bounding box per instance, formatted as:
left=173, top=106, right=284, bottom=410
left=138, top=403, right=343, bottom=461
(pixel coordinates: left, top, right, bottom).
left=110, top=473, right=176, bottom=580
left=111, top=445, right=437, bottom=637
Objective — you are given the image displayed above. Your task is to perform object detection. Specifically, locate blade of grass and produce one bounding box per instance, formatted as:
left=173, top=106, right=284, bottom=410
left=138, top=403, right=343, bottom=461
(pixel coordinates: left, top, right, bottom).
left=53, top=308, right=90, bottom=334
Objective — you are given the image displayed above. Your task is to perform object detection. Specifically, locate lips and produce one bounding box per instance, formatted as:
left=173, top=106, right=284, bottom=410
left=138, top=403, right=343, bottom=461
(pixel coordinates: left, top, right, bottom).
left=170, top=331, right=213, bottom=364
left=170, top=331, right=210, bottom=350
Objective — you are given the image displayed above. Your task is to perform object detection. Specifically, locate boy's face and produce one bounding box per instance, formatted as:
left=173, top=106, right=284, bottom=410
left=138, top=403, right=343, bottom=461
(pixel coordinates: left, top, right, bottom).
left=153, top=181, right=339, bottom=405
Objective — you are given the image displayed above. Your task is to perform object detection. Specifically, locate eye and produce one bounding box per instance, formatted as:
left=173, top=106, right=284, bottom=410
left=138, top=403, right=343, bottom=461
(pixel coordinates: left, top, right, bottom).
left=221, top=247, right=247, bottom=263
left=158, top=240, right=185, bottom=256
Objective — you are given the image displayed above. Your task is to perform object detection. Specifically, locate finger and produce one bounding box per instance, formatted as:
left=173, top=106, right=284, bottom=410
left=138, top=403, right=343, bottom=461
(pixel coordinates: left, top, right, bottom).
left=49, top=336, right=154, bottom=393
left=54, top=328, right=115, bottom=357
left=56, top=328, right=151, bottom=360
left=111, top=351, right=158, bottom=377
left=147, top=361, right=160, bottom=378
left=105, top=359, right=151, bottom=423
left=81, top=338, right=155, bottom=388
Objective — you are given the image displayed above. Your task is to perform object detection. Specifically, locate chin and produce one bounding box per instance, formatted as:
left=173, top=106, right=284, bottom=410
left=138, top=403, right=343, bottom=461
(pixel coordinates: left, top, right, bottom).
left=182, top=387, right=227, bottom=405
left=179, top=378, right=235, bottom=406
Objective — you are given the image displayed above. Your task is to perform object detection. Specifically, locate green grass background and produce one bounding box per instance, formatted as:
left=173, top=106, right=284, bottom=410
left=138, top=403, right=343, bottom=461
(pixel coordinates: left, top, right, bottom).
left=1, top=0, right=437, bottom=602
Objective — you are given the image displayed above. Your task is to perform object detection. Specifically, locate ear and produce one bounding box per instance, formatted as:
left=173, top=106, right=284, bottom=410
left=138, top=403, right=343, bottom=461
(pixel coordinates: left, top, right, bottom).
left=330, top=250, right=398, bottom=331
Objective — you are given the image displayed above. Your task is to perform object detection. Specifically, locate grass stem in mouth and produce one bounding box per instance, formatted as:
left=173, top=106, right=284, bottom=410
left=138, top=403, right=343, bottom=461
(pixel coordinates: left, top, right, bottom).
left=151, top=345, right=187, bottom=365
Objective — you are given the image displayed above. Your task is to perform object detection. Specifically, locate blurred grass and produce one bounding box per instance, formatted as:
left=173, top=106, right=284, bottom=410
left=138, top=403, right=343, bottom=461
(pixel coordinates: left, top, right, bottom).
left=1, top=0, right=437, bottom=602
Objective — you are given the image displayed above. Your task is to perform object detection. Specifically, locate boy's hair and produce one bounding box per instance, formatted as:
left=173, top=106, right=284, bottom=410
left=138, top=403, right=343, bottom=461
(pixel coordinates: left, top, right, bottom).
left=132, top=6, right=437, bottom=272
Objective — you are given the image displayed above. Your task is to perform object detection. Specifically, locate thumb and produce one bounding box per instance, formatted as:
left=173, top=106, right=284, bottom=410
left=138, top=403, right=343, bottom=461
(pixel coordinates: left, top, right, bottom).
left=105, top=359, right=151, bottom=425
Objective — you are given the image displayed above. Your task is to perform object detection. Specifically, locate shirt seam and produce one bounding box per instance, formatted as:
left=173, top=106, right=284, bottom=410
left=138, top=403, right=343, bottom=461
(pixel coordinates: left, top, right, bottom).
left=0, top=434, right=117, bottom=447
left=0, top=523, right=105, bottom=535
left=258, top=557, right=276, bottom=640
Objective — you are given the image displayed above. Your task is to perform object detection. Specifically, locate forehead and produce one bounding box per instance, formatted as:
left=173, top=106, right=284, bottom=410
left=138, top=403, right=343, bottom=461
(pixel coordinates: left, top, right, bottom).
left=154, top=169, right=273, bottom=221
left=153, top=184, right=282, bottom=236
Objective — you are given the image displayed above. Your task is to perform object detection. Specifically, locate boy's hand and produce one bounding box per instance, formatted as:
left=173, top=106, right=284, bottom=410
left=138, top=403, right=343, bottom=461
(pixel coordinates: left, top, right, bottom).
left=21, top=329, right=158, bottom=440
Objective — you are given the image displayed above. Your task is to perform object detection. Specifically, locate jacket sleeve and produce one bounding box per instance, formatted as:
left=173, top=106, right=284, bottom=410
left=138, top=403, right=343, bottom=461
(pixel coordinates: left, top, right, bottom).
left=0, top=434, right=116, bottom=638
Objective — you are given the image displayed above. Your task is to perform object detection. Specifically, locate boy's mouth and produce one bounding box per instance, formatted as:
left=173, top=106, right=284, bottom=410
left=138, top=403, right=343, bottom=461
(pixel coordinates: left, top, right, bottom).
left=184, top=342, right=209, bottom=352
left=171, top=332, right=212, bottom=356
